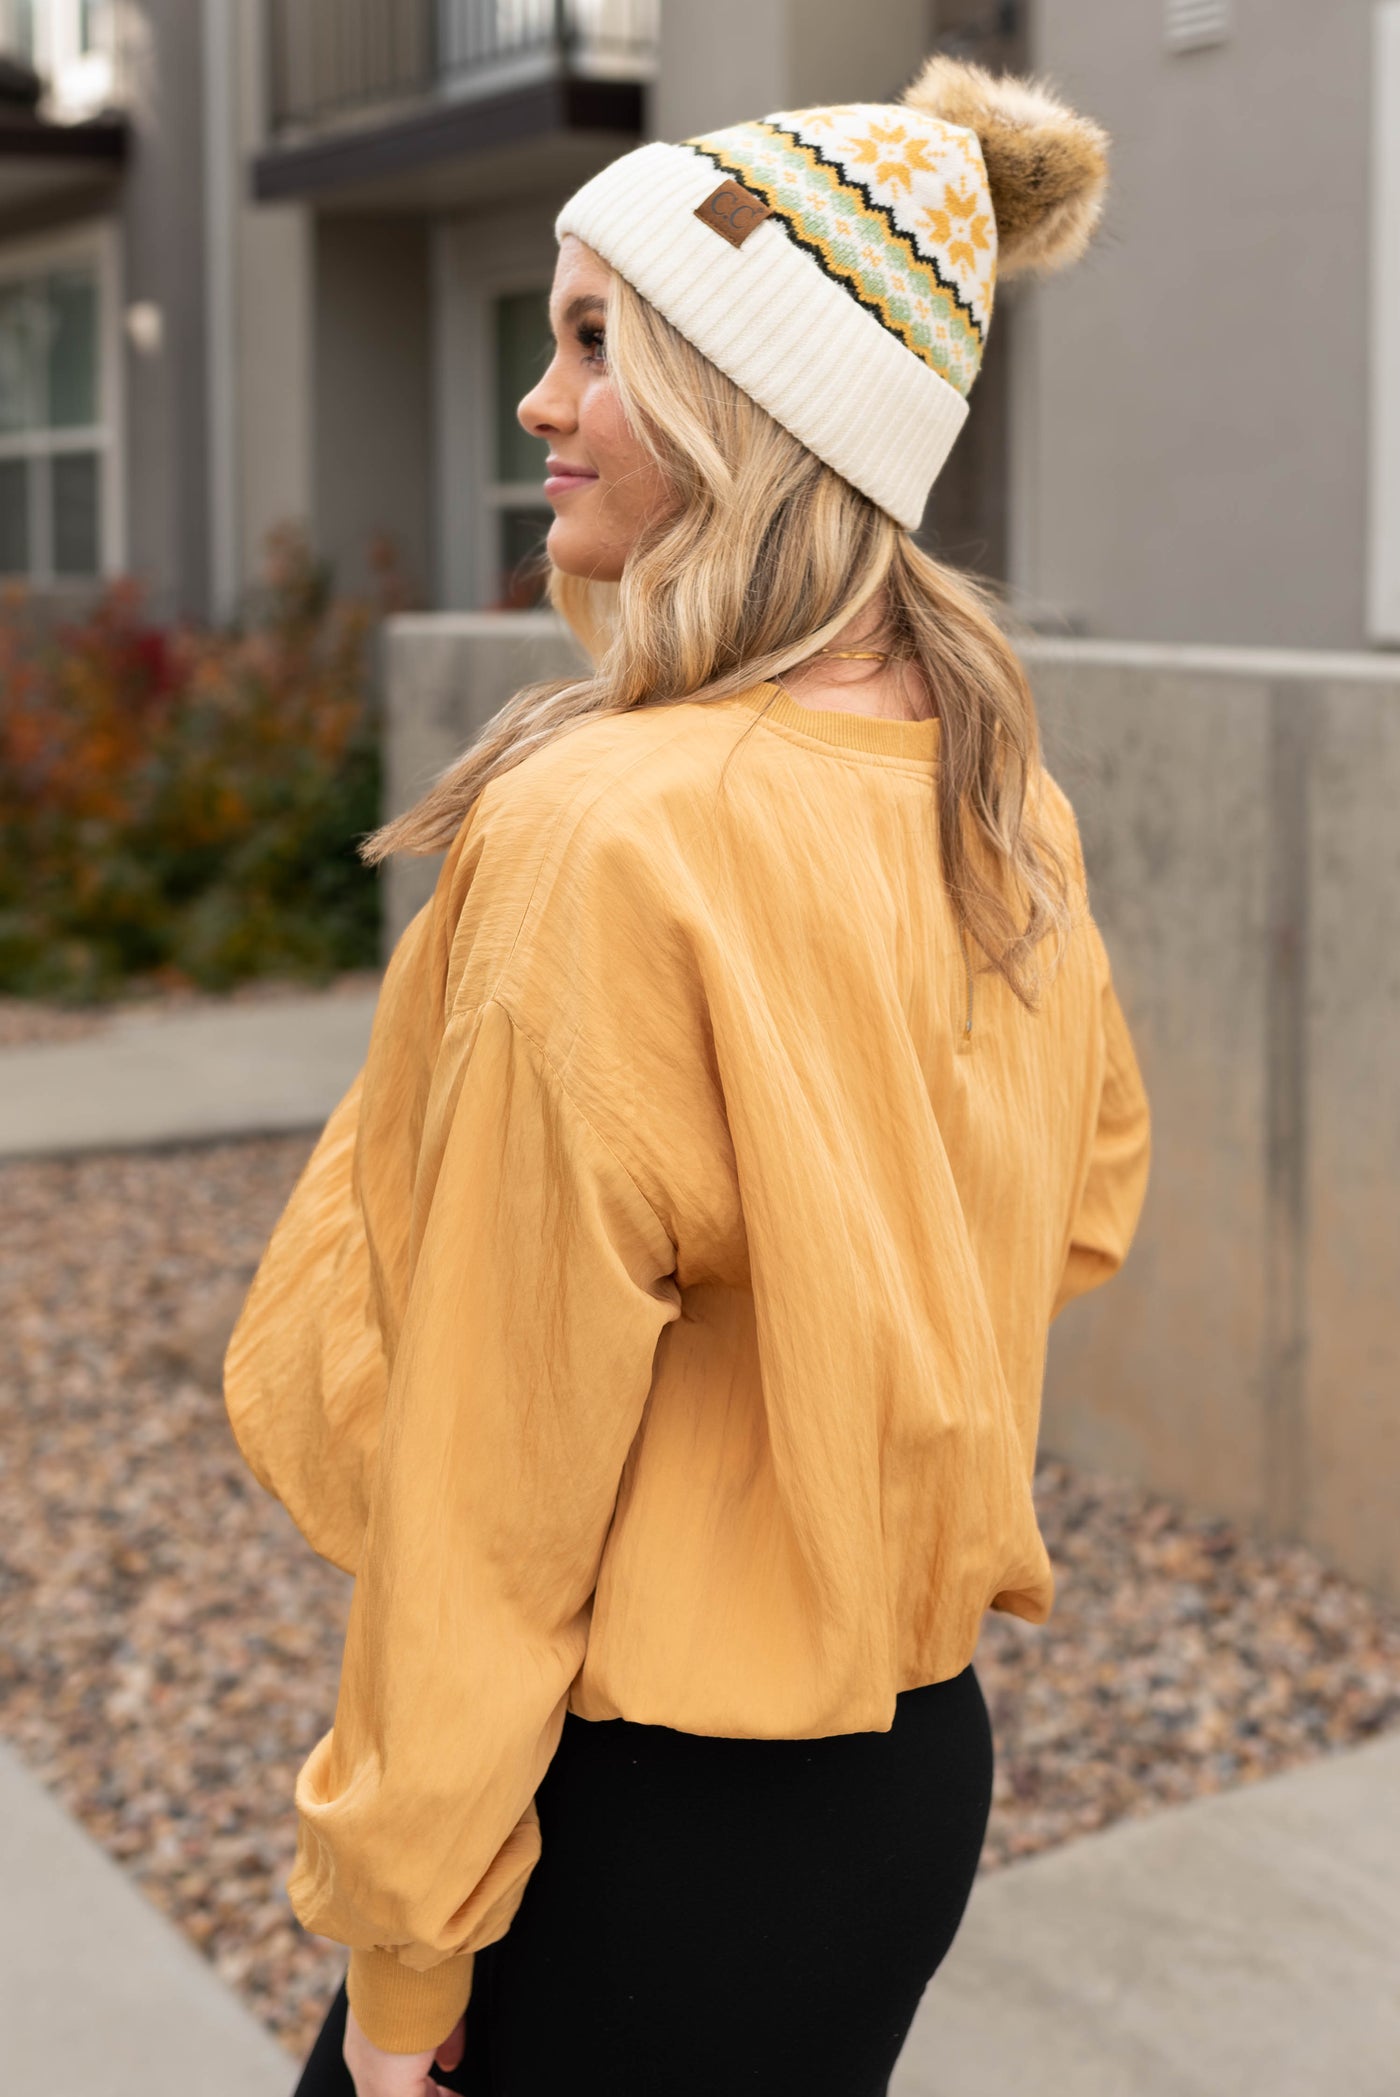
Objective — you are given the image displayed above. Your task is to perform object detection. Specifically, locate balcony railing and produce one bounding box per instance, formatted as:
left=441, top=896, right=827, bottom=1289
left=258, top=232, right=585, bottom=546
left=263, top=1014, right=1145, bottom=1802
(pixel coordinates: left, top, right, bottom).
left=266, top=0, right=659, bottom=139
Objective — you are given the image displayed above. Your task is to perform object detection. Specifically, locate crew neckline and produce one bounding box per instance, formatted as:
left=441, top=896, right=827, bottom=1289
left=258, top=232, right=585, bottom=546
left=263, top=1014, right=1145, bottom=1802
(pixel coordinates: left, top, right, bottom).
left=723, top=680, right=941, bottom=762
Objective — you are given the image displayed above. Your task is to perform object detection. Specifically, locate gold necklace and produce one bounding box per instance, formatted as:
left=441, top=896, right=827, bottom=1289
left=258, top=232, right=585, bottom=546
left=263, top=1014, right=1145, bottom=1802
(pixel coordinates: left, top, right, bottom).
left=771, top=644, right=894, bottom=706
left=773, top=644, right=937, bottom=725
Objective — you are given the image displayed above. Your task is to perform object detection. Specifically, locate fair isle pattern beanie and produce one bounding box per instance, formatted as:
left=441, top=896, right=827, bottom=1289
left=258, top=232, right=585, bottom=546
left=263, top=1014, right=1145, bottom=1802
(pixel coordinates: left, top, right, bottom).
left=553, top=55, right=1110, bottom=530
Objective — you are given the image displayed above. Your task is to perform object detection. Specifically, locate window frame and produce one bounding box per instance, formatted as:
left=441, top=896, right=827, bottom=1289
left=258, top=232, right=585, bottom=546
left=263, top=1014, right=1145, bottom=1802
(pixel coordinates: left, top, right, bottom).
left=430, top=206, right=559, bottom=611
left=478, top=272, right=557, bottom=610
left=0, top=217, right=124, bottom=587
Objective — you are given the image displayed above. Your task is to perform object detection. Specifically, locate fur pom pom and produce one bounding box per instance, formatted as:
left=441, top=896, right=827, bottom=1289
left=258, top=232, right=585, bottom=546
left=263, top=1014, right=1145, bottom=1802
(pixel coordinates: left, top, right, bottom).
left=899, top=53, right=1110, bottom=280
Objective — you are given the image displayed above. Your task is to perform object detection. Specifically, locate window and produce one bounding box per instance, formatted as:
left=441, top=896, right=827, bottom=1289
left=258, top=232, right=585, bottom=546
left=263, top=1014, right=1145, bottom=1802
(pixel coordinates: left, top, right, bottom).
left=485, top=287, right=554, bottom=610
left=1165, top=0, right=1230, bottom=52
left=0, top=1, right=116, bottom=114
left=0, top=0, right=37, bottom=61
left=0, top=255, right=109, bottom=582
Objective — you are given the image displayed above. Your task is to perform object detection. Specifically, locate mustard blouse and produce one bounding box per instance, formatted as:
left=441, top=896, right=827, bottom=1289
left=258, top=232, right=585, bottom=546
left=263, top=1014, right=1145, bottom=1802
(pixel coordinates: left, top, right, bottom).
left=224, top=679, right=1151, bottom=2051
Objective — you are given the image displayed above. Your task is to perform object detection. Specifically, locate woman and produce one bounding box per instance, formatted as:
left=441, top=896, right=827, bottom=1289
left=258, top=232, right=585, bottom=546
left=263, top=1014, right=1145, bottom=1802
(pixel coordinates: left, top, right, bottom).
left=225, top=51, right=1150, bottom=2097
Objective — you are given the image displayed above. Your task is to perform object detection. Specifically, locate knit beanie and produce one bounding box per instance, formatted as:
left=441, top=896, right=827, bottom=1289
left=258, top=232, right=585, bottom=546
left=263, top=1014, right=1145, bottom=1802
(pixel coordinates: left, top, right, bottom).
left=553, top=55, right=1110, bottom=530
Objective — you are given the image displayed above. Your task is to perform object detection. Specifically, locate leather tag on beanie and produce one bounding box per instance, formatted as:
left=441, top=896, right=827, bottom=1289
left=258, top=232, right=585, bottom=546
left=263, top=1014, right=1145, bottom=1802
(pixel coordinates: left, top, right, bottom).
left=694, top=178, right=774, bottom=248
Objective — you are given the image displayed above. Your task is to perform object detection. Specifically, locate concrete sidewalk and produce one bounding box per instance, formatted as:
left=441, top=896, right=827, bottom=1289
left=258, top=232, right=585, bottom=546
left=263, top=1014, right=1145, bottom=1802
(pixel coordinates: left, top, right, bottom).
left=892, top=1724, right=1400, bottom=2096
left=0, top=1742, right=295, bottom=2097
left=0, top=989, right=378, bottom=1158
left=4, top=1722, right=1396, bottom=2096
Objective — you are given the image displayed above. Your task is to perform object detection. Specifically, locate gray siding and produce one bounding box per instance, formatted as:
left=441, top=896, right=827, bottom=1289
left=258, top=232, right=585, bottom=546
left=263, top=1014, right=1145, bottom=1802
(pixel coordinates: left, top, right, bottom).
left=313, top=216, right=432, bottom=604
left=1020, top=0, right=1376, bottom=648
left=120, top=0, right=211, bottom=620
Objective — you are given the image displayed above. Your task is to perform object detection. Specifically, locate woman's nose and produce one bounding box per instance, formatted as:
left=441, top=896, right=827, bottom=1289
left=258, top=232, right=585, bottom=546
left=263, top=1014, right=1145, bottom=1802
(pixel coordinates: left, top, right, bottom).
left=519, top=367, right=574, bottom=440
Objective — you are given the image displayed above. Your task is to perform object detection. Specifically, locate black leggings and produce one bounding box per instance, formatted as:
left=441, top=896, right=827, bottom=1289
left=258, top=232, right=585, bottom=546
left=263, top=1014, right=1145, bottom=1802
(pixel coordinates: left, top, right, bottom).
left=292, top=1662, right=993, bottom=2097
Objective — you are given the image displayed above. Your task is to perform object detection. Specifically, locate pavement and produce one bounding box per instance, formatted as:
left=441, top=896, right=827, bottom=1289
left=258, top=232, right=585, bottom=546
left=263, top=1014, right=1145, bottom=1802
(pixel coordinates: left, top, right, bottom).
left=3, top=987, right=1399, bottom=2092
left=0, top=988, right=378, bottom=1159
left=0, top=1741, right=294, bottom=2097
left=892, top=1724, right=1400, bottom=2097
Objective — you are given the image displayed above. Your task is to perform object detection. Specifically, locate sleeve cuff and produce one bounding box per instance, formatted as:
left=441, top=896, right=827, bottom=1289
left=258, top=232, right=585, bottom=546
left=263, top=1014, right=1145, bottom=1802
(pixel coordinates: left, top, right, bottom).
left=345, top=1944, right=476, bottom=2053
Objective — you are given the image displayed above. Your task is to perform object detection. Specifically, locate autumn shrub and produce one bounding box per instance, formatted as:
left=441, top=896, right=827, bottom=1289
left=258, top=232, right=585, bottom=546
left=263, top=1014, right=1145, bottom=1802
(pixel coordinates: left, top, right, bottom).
left=0, top=524, right=406, bottom=1001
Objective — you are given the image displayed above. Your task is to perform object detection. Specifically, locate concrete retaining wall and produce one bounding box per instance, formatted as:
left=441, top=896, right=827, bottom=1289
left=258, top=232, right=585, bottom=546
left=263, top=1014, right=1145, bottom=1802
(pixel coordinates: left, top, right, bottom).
left=380, top=612, right=589, bottom=941
left=1030, top=640, right=1400, bottom=1606
left=380, top=618, right=1400, bottom=1603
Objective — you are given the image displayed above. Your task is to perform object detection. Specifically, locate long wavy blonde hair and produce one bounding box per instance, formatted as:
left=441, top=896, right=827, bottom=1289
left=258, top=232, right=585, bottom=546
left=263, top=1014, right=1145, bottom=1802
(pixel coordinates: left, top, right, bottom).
left=364, top=263, right=1072, bottom=1009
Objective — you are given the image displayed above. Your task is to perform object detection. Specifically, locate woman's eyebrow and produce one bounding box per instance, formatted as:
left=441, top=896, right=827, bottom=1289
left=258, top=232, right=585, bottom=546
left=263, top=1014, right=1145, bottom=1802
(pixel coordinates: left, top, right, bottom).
left=550, top=293, right=606, bottom=334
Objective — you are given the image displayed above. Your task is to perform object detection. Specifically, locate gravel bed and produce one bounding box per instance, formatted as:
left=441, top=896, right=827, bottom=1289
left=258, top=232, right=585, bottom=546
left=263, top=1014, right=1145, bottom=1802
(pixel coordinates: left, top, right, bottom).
left=0, top=969, right=382, bottom=1050
left=2, top=1138, right=1398, bottom=2061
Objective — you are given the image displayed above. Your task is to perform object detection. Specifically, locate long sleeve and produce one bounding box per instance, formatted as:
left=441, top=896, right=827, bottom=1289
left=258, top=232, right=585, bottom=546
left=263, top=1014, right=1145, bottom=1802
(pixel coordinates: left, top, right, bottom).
left=224, top=894, right=448, bottom=1578
left=1051, top=919, right=1152, bottom=1320
left=290, top=994, right=683, bottom=2051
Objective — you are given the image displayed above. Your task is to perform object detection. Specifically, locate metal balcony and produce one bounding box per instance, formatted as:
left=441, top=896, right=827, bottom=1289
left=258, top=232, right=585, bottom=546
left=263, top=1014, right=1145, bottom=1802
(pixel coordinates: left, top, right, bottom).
left=266, top=0, right=659, bottom=142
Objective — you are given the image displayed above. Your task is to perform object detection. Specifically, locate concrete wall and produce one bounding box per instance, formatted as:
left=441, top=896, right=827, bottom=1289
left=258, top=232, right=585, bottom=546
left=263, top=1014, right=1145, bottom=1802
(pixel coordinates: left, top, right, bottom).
left=379, top=619, right=1400, bottom=1604
left=380, top=611, right=588, bottom=935
left=1022, top=0, right=1377, bottom=650
left=1032, top=640, right=1400, bottom=1603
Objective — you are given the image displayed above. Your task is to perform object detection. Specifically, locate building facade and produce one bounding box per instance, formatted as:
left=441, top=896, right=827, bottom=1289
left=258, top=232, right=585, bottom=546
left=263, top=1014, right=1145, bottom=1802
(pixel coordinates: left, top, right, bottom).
left=1, top=0, right=1396, bottom=647
left=1025, top=0, right=1400, bottom=649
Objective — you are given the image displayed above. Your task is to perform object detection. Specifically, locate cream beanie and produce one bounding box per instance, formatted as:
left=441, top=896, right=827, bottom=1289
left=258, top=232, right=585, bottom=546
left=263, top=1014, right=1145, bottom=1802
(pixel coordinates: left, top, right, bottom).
left=553, top=55, right=1111, bottom=530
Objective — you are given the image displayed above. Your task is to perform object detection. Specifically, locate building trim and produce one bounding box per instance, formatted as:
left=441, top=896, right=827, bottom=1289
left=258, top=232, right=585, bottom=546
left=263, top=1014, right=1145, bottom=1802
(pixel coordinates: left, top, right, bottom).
left=250, top=77, right=643, bottom=204
left=0, top=179, right=121, bottom=245
left=98, top=210, right=124, bottom=576
left=0, top=111, right=127, bottom=164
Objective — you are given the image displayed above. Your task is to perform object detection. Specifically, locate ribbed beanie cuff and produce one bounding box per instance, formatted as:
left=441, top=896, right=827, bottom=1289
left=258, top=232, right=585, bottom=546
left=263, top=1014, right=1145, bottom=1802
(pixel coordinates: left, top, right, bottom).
left=555, top=131, right=972, bottom=529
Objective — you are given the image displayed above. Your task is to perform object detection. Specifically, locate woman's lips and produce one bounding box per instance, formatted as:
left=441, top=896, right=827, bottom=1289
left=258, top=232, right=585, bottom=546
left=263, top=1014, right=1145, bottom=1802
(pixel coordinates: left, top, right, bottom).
left=544, top=471, right=598, bottom=495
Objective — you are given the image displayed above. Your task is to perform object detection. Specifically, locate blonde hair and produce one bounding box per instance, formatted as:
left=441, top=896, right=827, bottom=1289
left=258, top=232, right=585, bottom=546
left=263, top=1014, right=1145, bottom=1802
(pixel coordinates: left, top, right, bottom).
left=364, top=265, right=1072, bottom=1009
